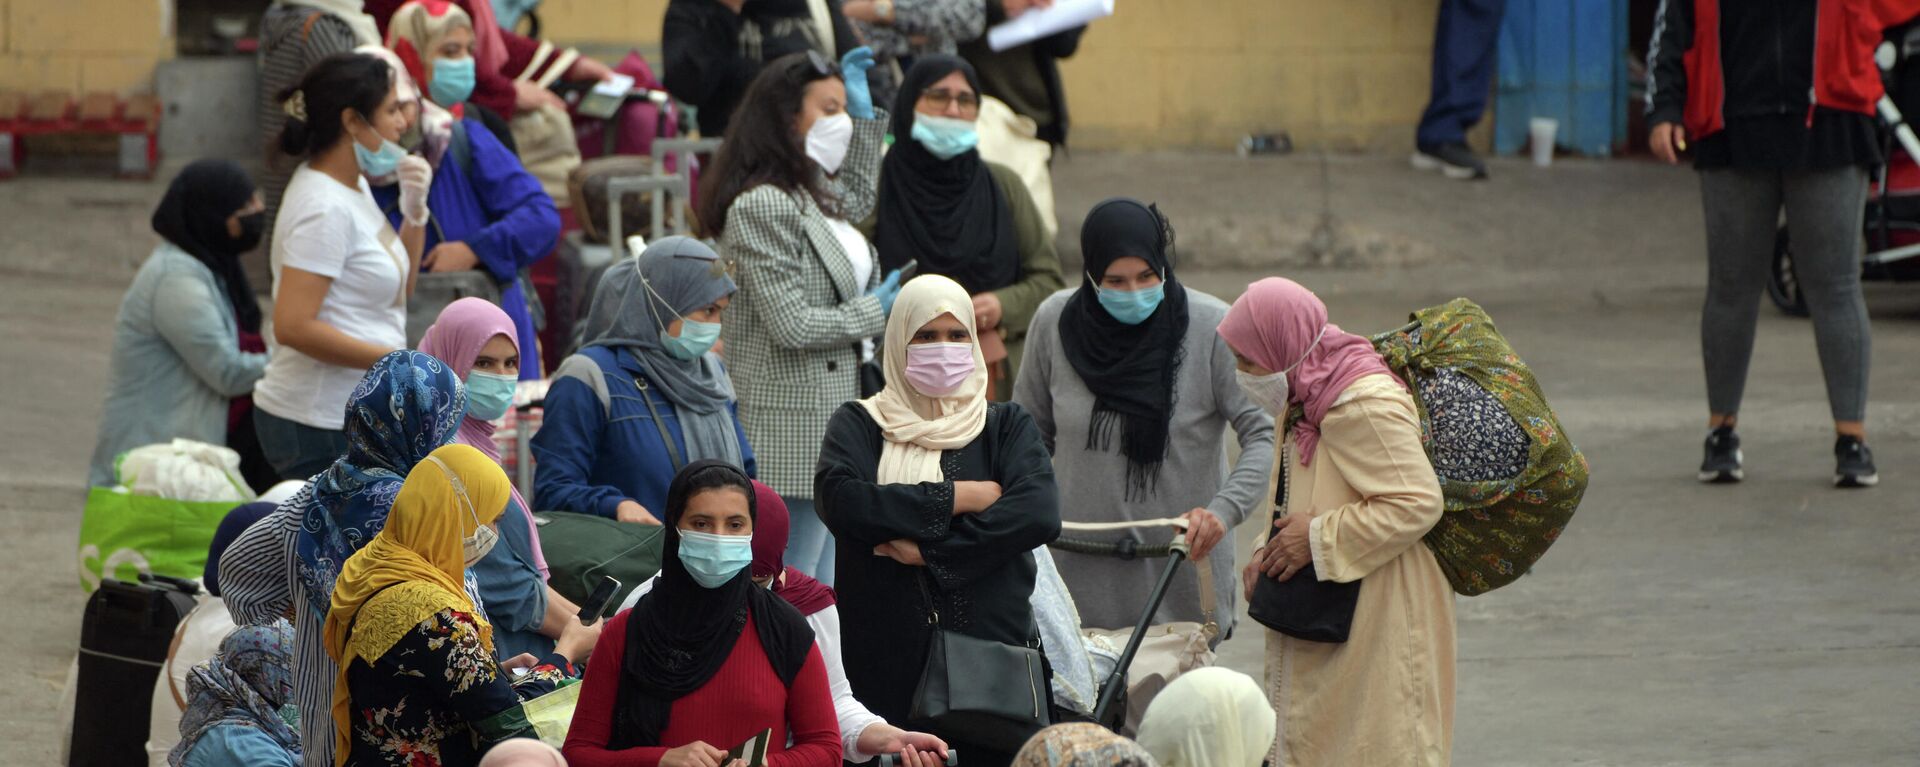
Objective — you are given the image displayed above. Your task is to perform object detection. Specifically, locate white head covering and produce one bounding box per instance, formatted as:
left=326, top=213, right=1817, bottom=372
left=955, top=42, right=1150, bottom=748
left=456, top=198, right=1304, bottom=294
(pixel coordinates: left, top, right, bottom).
left=1134, top=667, right=1276, bottom=767
left=857, top=274, right=989, bottom=484
left=260, top=480, right=309, bottom=507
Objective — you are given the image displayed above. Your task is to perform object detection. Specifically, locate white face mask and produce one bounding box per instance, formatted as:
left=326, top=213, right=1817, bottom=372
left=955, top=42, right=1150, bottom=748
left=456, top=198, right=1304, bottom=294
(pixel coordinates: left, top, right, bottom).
left=805, top=112, right=854, bottom=174
left=427, top=455, right=499, bottom=567
left=1235, top=325, right=1329, bottom=416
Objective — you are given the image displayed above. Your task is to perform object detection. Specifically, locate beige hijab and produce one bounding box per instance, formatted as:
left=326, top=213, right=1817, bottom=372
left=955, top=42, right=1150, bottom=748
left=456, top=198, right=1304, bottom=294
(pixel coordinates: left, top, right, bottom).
left=857, top=275, right=989, bottom=484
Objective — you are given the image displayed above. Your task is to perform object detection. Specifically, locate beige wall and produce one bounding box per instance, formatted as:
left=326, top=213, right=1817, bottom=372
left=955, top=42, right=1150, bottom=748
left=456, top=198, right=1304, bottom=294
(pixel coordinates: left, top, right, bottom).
left=0, top=0, right=172, bottom=94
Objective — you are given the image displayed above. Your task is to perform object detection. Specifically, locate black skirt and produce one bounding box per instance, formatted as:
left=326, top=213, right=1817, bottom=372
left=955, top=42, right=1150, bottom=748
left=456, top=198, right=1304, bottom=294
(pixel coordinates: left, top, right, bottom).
left=1693, top=108, right=1883, bottom=171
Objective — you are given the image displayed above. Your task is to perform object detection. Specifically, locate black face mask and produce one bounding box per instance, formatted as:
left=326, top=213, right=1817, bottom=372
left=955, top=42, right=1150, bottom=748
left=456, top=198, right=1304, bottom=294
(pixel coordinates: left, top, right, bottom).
left=232, top=211, right=267, bottom=254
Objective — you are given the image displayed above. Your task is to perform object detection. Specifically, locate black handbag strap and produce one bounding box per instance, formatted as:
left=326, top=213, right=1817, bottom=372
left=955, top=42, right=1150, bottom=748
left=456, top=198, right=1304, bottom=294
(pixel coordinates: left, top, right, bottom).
left=624, top=350, right=685, bottom=471
left=915, top=570, right=941, bottom=627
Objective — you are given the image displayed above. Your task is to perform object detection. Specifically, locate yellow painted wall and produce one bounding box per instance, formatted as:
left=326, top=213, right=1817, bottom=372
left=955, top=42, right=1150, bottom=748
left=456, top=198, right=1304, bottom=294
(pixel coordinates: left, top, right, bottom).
left=0, top=0, right=172, bottom=94
left=535, top=0, right=1449, bottom=151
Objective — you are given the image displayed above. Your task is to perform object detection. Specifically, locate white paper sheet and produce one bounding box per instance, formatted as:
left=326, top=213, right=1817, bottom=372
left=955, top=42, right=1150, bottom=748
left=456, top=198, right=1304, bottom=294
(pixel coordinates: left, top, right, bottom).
left=986, top=0, right=1114, bottom=51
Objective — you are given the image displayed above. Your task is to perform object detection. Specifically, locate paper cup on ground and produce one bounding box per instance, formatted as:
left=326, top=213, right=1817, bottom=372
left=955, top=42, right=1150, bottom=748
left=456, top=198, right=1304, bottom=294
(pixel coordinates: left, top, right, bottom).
left=1530, top=118, right=1559, bottom=167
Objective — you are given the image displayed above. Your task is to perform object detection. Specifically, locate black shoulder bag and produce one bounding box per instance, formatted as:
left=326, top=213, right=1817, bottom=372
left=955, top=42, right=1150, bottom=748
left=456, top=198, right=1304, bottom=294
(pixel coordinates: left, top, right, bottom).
left=908, top=572, right=1050, bottom=750
left=1247, top=440, right=1363, bottom=643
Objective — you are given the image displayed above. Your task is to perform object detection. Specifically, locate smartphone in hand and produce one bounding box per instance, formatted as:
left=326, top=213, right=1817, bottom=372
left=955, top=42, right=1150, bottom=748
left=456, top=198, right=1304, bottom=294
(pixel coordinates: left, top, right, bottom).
left=577, top=575, right=622, bottom=625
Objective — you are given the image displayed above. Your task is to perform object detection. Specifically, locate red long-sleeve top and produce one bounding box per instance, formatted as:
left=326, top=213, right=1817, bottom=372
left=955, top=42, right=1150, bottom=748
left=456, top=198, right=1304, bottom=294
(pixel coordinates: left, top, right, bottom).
left=562, top=610, right=842, bottom=767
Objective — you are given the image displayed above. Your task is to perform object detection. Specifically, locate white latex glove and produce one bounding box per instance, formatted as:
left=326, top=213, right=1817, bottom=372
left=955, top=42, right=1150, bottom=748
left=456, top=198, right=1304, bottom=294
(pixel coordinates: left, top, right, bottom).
left=397, top=155, right=433, bottom=227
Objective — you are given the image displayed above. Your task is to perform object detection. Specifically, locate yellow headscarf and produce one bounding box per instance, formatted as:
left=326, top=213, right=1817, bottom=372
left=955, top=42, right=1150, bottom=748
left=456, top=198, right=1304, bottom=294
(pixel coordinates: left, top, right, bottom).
left=322, top=443, right=510, bottom=765
left=857, top=274, right=990, bottom=484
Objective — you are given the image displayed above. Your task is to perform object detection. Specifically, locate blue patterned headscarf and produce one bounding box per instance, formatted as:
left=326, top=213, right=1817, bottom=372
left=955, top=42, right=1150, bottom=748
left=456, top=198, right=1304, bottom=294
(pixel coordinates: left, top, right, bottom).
left=293, top=351, right=466, bottom=619
left=169, top=622, right=300, bottom=764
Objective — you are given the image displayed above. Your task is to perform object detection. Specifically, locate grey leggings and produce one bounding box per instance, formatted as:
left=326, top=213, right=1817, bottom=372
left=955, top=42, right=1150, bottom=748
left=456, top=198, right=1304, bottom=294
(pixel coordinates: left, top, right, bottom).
left=1700, top=166, right=1871, bottom=422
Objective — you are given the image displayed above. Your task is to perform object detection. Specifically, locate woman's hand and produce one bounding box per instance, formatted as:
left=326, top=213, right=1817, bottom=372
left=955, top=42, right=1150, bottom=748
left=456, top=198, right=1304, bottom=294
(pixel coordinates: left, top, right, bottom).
left=1257, top=514, right=1314, bottom=582
left=616, top=500, right=662, bottom=525
left=569, top=56, right=616, bottom=84
left=661, top=741, right=731, bottom=767
left=1000, top=0, right=1053, bottom=19
left=514, top=79, right=567, bottom=113
left=1650, top=122, right=1687, bottom=165
left=555, top=617, right=602, bottom=665
left=875, top=539, right=926, bottom=566
left=972, top=292, right=1003, bottom=330
left=499, top=653, right=539, bottom=675
left=1180, top=508, right=1226, bottom=561
left=857, top=724, right=949, bottom=764
left=396, top=155, right=434, bottom=227
left=422, top=241, right=480, bottom=273
left=952, top=480, right=1003, bottom=515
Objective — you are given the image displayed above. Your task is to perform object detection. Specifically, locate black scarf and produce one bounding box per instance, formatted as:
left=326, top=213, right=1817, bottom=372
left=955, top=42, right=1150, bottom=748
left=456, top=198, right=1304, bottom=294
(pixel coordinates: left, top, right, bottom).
left=610, top=460, right=815, bottom=749
left=1058, top=199, right=1188, bottom=500
left=150, top=159, right=263, bottom=333
left=874, top=55, right=1021, bottom=295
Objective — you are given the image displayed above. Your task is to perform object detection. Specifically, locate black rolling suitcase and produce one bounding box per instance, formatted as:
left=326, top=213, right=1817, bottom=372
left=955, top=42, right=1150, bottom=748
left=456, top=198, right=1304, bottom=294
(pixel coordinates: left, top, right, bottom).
left=68, top=575, right=199, bottom=767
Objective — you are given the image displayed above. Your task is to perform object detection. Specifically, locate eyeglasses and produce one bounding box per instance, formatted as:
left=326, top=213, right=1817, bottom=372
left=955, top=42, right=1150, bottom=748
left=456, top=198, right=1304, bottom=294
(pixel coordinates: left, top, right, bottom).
left=806, top=50, right=840, bottom=77
left=919, top=88, right=980, bottom=114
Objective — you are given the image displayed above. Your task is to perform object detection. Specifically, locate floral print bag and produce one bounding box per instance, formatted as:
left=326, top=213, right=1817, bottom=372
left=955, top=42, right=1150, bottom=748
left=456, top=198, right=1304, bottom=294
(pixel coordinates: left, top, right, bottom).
left=1371, top=298, right=1590, bottom=596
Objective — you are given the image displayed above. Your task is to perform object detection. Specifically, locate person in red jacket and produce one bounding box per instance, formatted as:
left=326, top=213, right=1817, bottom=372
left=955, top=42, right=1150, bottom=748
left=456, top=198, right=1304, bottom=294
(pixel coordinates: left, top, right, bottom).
left=1646, top=0, right=1916, bottom=488
left=563, top=460, right=841, bottom=767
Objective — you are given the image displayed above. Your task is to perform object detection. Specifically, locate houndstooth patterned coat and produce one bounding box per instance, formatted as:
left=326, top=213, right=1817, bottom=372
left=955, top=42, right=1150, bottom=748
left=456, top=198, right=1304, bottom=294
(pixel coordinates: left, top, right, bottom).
left=719, top=112, right=889, bottom=498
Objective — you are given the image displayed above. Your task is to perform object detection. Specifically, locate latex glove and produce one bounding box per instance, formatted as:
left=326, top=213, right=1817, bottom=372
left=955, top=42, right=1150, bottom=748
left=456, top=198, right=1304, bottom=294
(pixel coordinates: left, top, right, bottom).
left=868, top=267, right=902, bottom=314
left=396, top=155, right=433, bottom=227
left=841, top=46, right=877, bottom=120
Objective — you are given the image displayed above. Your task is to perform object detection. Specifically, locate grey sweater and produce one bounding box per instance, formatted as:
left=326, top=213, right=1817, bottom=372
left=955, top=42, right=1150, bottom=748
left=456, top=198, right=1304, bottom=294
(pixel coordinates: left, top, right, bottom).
left=1013, top=287, right=1276, bottom=634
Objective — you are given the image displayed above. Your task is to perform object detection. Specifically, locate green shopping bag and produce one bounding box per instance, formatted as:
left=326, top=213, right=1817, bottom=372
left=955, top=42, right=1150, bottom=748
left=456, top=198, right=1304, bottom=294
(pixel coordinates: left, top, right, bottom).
left=78, top=487, right=237, bottom=592
left=522, top=679, right=583, bottom=748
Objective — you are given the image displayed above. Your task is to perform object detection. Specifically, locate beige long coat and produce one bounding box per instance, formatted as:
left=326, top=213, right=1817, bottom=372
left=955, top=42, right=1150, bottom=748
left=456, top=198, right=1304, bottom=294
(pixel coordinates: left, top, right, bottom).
left=1257, top=374, right=1456, bottom=766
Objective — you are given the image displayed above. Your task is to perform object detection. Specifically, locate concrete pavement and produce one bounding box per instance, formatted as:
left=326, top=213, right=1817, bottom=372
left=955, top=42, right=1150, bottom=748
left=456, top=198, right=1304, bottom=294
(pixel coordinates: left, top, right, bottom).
left=4, top=152, right=1917, bottom=764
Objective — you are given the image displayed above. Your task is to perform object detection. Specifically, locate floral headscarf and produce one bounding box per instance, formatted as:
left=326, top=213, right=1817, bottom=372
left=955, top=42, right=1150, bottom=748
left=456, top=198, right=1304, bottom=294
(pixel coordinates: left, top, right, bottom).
left=168, top=622, right=300, bottom=764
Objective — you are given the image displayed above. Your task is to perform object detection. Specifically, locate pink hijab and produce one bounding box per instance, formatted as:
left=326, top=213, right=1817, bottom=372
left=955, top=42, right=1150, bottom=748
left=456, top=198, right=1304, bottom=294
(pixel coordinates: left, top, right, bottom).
left=1217, top=277, right=1403, bottom=466
left=418, top=297, right=547, bottom=576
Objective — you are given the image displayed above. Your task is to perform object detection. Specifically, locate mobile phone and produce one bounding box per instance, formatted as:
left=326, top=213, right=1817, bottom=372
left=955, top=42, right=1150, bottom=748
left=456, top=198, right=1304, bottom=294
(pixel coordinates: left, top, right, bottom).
left=898, top=259, right=920, bottom=281
left=577, top=575, right=621, bottom=625
left=878, top=749, right=957, bottom=767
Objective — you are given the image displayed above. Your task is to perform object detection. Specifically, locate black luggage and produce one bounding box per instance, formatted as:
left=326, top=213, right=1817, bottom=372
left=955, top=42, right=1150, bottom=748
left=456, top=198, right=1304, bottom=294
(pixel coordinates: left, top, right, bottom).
left=69, top=575, right=199, bottom=767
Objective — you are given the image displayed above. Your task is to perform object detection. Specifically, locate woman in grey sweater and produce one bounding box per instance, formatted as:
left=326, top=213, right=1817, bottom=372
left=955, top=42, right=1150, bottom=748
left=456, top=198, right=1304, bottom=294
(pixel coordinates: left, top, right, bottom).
left=1012, top=199, right=1274, bottom=634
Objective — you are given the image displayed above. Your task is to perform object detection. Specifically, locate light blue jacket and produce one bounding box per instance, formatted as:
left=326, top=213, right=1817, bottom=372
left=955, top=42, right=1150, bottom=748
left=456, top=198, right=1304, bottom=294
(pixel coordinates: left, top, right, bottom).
left=87, top=244, right=268, bottom=487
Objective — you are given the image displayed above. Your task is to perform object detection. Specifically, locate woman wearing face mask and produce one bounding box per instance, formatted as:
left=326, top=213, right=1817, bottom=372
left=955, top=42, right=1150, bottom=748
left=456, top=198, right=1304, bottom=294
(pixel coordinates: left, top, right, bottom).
left=253, top=53, right=432, bottom=481
left=695, top=48, right=901, bottom=587
left=377, top=1, right=561, bottom=380
left=815, top=275, right=1061, bottom=767
left=875, top=55, right=1063, bottom=402
left=87, top=159, right=270, bottom=489
left=419, top=298, right=603, bottom=662
left=562, top=461, right=840, bottom=767
left=533, top=237, right=754, bottom=524
left=1216, top=277, right=1451, bottom=767
left=220, top=351, right=468, bottom=767
left=1011, top=198, right=1273, bottom=636
left=325, top=443, right=560, bottom=765
left=617, top=481, right=951, bottom=767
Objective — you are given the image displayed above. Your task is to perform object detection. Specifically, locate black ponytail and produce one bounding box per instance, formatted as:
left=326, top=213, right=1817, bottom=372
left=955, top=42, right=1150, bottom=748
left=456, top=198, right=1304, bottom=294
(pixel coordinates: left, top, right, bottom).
left=277, top=53, right=393, bottom=159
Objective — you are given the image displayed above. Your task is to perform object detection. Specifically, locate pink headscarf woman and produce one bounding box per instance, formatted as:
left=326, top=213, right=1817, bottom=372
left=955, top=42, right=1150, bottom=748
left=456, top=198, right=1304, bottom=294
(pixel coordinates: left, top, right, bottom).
left=1216, top=277, right=1403, bottom=466
left=418, top=297, right=547, bottom=576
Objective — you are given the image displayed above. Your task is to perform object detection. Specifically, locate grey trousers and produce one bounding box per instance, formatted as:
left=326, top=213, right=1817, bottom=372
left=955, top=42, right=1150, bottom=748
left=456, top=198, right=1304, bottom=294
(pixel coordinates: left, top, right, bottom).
left=1699, top=166, right=1871, bottom=422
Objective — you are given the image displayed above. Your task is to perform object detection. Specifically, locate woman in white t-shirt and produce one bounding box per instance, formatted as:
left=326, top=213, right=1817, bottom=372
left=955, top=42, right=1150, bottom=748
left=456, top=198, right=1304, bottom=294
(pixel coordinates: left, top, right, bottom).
left=254, top=53, right=437, bottom=480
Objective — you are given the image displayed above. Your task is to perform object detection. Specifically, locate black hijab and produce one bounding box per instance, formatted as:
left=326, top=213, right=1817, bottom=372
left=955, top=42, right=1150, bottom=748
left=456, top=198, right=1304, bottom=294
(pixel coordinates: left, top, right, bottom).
left=151, top=160, right=264, bottom=333
left=610, top=460, right=815, bottom=750
left=874, top=55, right=1021, bottom=295
left=1058, top=199, right=1189, bottom=500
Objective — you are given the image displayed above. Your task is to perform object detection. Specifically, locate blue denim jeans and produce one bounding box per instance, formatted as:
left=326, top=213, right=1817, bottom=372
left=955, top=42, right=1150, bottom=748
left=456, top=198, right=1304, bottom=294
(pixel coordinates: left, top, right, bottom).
left=253, top=408, right=349, bottom=481
left=782, top=495, right=836, bottom=588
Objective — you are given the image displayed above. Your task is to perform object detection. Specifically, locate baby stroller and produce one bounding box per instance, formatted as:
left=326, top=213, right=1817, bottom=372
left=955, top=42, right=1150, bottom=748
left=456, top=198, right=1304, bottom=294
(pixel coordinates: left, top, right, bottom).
left=1770, top=21, right=1920, bottom=316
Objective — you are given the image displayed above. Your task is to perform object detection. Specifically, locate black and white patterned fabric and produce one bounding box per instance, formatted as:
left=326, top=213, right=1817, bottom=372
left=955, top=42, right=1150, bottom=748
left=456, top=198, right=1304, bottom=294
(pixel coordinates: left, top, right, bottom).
left=1418, top=367, right=1530, bottom=483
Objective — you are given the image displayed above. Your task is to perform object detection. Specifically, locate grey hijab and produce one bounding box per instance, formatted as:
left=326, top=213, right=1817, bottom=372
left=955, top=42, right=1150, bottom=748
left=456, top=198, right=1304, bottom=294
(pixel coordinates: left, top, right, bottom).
left=582, top=237, right=743, bottom=466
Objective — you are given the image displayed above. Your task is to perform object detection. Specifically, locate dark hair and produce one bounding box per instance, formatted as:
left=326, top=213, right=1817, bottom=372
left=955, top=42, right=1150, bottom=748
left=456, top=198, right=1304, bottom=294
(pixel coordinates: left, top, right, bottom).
left=694, top=53, right=842, bottom=237
left=667, top=462, right=757, bottom=526
left=278, top=53, right=394, bottom=159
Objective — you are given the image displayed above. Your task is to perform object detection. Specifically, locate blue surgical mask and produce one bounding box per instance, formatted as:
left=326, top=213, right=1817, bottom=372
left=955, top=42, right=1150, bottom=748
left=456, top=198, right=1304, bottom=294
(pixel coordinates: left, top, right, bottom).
left=429, top=57, right=476, bottom=105
left=678, top=531, right=753, bottom=588
left=352, top=125, right=408, bottom=178
left=663, top=318, right=722, bottom=360
left=1096, top=280, right=1166, bottom=325
left=910, top=113, right=979, bottom=160
left=463, top=369, right=517, bottom=422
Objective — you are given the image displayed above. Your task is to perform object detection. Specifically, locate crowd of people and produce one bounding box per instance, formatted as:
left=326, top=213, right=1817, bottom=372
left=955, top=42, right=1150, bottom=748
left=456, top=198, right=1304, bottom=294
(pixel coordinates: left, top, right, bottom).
left=81, top=0, right=1904, bottom=766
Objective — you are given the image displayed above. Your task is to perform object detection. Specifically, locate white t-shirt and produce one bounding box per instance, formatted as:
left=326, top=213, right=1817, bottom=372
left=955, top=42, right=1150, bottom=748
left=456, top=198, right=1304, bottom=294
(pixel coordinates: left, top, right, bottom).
left=825, top=217, right=877, bottom=363
left=254, top=165, right=409, bottom=430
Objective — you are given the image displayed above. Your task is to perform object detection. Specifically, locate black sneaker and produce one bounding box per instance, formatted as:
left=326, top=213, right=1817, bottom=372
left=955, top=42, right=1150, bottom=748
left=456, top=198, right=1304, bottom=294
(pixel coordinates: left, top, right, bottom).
left=1411, top=142, right=1489, bottom=180
left=1835, top=436, right=1879, bottom=488
left=1699, top=426, right=1744, bottom=483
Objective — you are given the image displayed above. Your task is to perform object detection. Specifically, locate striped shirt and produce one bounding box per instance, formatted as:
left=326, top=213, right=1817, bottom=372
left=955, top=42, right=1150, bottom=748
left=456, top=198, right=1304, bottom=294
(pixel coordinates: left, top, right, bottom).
left=221, top=505, right=487, bottom=767
left=256, top=4, right=361, bottom=256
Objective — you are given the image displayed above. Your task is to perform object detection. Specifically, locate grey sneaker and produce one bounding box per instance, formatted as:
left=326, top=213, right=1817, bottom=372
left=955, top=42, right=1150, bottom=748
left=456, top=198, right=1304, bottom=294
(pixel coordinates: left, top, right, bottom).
left=1835, top=436, right=1879, bottom=488
left=1411, top=142, right=1489, bottom=180
left=1700, top=426, right=1744, bottom=483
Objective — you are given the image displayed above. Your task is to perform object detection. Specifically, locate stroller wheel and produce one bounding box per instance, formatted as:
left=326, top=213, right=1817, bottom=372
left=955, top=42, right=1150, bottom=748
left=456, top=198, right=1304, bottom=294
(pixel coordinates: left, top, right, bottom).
left=1769, top=227, right=1810, bottom=317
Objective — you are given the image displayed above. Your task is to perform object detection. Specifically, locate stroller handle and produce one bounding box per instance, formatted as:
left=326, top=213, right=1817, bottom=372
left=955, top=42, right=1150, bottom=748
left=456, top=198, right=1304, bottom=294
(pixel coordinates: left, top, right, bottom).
left=1050, top=517, right=1190, bottom=560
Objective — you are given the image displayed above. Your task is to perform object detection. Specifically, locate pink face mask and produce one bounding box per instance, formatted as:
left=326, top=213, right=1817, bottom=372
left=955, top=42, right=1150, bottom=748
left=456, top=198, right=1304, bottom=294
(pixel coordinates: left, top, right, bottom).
left=904, top=342, right=974, bottom=397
